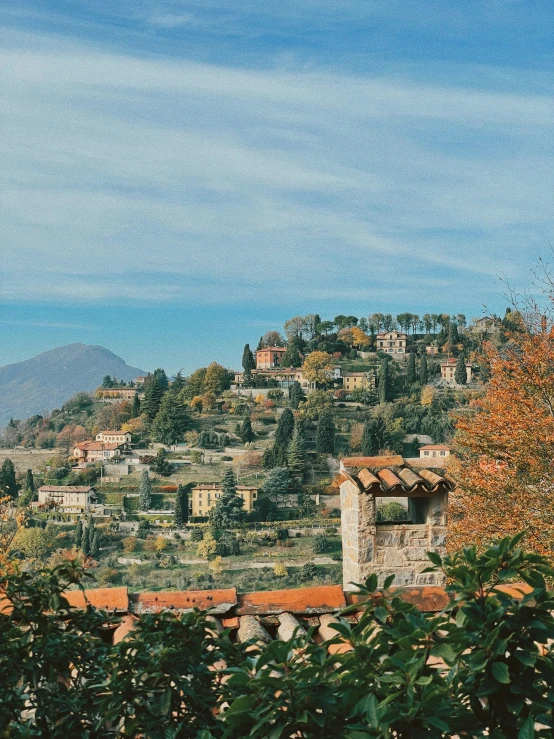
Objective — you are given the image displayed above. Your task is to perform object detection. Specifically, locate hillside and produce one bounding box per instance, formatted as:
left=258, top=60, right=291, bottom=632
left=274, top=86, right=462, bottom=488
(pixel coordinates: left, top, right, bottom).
left=0, top=344, right=145, bottom=425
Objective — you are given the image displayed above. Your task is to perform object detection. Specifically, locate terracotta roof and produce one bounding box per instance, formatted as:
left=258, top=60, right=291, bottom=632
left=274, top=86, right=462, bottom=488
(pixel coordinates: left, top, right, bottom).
left=39, top=485, right=95, bottom=493
left=420, top=444, right=451, bottom=451
left=75, top=441, right=123, bottom=451
left=340, top=457, right=456, bottom=496
left=236, top=585, right=346, bottom=616
left=256, top=346, right=286, bottom=352
left=130, top=588, right=237, bottom=615
left=64, top=586, right=129, bottom=612
left=193, top=484, right=258, bottom=491
left=97, top=430, right=130, bottom=435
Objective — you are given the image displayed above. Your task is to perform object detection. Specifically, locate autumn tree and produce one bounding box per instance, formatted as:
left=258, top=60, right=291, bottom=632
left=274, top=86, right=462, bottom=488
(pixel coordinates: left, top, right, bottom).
left=301, top=351, right=332, bottom=386
left=451, top=322, right=554, bottom=556
left=204, top=362, right=231, bottom=395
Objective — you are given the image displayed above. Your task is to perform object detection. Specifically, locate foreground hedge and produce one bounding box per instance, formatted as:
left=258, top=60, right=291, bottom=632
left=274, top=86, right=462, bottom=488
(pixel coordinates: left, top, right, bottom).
left=1, top=533, right=554, bottom=737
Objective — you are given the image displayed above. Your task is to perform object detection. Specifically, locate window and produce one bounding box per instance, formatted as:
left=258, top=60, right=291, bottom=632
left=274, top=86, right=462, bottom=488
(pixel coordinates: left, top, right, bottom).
left=424, top=450, right=429, bottom=456
left=440, top=451, right=446, bottom=456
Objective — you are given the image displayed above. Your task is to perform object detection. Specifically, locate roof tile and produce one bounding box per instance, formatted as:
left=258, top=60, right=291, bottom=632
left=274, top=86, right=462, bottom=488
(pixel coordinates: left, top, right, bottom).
left=130, top=588, right=237, bottom=614
left=64, top=586, right=128, bottom=612
left=237, top=585, right=346, bottom=615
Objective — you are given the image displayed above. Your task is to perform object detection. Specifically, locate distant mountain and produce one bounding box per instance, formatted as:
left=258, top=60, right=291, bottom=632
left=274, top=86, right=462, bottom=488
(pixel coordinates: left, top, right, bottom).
left=0, top=344, right=146, bottom=425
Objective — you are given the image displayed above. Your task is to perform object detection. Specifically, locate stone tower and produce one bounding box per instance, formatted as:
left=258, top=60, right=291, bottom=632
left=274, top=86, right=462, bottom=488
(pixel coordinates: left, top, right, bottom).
left=339, top=456, right=455, bottom=590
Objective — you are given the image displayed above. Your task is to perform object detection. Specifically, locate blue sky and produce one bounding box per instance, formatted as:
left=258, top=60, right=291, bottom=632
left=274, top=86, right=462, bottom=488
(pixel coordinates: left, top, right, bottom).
left=1, top=0, right=553, bottom=374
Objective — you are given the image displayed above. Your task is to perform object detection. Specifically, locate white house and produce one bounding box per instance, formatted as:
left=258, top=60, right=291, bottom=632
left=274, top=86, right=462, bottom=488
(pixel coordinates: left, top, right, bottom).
left=376, top=331, right=407, bottom=355
left=37, top=485, right=97, bottom=513
left=96, top=430, right=132, bottom=444
left=419, top=444, right=451, bottom=459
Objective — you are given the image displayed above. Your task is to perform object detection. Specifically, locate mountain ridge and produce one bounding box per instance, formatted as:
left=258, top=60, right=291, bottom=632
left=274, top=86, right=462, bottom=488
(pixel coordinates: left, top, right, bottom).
left=0, top=344, right=146, bottom=425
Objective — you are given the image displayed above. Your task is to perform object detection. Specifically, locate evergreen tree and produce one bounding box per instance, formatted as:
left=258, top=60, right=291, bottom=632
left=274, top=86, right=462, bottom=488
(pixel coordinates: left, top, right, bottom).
left=153, top=368, right=169, bottom=392
left=448, top=321, right=459, bottom=353
left=131, top=393, right=141, bottom=419
left=151, top=447, right=172, bottom=476
left=74, top=520, right=83, bottom=548
left=407, top=352, right=417, bottom=385
left=316, top=409, right=335, bottom=455
left=91, top=530, right=100, bottom=558
left=239, top=417, right=254, bottom=444
left=142, top=377, right=164, bottom=421
left=25, top=469, right=35, bottom=497
left=209, top=468, right=246, bottom=529
left=171, top=372, right=186, bottom=393
left=289, top=381, right=304, bottom=409
left=0, top=458, right=19, bottom=499
left=263, top=467, right=292, bottom=506
left=174, top=484, right=189, bottom=526
left=152, top=391, right=190, bottom=444
left=378, top=359, right=392, bottom=403
left=139, top=470, right=152, bottom=511
left=287, top=423, right=307, bottom=480
left=419, top=354, right=429, bottom=385
left=256, top=336, right=264, bottom=351
left=281, top=341, right=303, bottom=368
left=242, top=344, right=255, bottom=373
left=455, top=353, right=468, bottom=385
left=361, top=416, right=391, bottom=456
left=81, top=522, right=91, bottom=556
left=272, top=408, right=295, bottom=465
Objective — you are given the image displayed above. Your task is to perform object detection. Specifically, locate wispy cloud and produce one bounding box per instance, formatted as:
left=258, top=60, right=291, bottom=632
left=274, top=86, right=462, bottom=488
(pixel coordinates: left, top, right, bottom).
left=0, top=319, right=94, bottom=329
left=1, top=27, right=552, bottom=306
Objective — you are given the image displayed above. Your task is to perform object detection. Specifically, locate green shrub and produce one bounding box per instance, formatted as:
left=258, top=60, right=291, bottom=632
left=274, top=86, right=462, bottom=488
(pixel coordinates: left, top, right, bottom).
left=301, top=562, right=318, bottom=579
left=190, top=529, right=204, bottom=542
left=313, top=535, right=330, bottom=554
left=376, top=501, right=409, bottom=522
left=276, top=528, right=289, bottom=540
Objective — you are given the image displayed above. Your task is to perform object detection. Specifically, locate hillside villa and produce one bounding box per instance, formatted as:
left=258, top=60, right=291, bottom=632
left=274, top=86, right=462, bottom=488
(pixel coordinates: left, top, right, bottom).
left=191, top=484, right=258, bottom=517
left=342, top=371, right=376, bottom=393
left=72, top=441, right=127, bottom=464
left=419, top=444, right=451, bottom=459
left=96, top=430, right=132, bottom=444
left=37, top=485, right=97, bottom=513
left=376, top=331, right=407, bottom=355
left=440, top=359, right=473, bottom=384
left=255, top=346, right=287, bottom=369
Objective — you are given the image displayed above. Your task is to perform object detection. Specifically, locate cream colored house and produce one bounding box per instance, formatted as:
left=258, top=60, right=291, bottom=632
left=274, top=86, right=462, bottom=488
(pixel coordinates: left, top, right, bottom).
left=192, top=484, right=258, bottom=517
left=342, top=371, right=375, bottom=392
left=37, top=485, right=97, bottom=513
left=73, top=441, right=126, bottom=464
left=419, top=444, right=451, bottom=459
left=376, top=331, right=407, bottom=355
left=96, top=430, right=132, bottom=444
left=440, top=359, right=473, bottom=384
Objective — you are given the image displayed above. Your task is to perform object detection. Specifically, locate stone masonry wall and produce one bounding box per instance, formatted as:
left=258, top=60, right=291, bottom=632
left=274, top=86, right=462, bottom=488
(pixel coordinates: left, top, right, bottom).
left=340, top=478, right=447, bottom=590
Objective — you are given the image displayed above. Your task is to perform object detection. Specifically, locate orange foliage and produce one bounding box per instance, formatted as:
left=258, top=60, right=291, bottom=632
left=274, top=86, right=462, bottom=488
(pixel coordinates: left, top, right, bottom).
left=450, top=329, right=554, bottom=557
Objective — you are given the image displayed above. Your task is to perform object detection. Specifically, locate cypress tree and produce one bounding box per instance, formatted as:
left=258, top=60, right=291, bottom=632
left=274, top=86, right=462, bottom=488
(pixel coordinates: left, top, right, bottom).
left=174, top=484, right=189, bottom=526
left=242, top=344, right=255, bottom=373
left=378, top=359, right=392, bottom=404
left=81, top=523, right=91, bottom=555
left=131, top=393, right=141, bottom=418
left=239, top=417, right=254, bottom=443
left=289, top=381, right=304, bottom=409
left=0, top=458, right=19, bottom=499
left=153, top=368, right=169, bottom=392
left=419, top=354, right=429, bottom=385
left=142, top=377, right=163, bottom=421
left=273, top=408, right=295, bottom=465
left=287, top=423, right=307, bottom=480
left=281, top=341, right=303, bottom=368
left=139, top=470, right=152, bottom=511
left=74, top=520, right=83, bottom=548
left=455, top=354, right=468, bottom=385
left=91, top=530, right=100, bottom=558
left=361, top=417, right=390, bottom=456
left=407, top=353, right=417, bottom=385
left=316, top=409, right=335, bottom=455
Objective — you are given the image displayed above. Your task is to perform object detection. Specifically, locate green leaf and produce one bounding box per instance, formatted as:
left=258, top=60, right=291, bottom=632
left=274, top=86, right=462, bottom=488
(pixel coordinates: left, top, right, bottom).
left=431, top=643, right=457, bottom=665
left=514, top=650, right=537, bottom=667
left=426, top=551, right=442, bottom=566
left=518, top=715, right=535, bottom=739
left=427, top=716, right=450, bottom=731
left=491, top=662, right=511, bottom=684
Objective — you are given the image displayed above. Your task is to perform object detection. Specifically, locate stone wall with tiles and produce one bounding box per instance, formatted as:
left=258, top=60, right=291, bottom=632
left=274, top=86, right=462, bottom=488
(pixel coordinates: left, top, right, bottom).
left=340, top=476, right=447, bottom=590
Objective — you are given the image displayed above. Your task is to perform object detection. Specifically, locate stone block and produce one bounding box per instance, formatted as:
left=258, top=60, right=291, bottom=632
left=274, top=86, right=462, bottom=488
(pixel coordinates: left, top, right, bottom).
left=403, top=547, right=427, bottom=562
left=383, top=548, right=405, bottom=567
left=415, top=571, right=446, bottom=586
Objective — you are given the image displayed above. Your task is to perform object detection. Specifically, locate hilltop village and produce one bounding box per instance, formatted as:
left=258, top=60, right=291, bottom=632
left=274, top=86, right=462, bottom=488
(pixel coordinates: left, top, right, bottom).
left=0, top=310, right=516, bottom=592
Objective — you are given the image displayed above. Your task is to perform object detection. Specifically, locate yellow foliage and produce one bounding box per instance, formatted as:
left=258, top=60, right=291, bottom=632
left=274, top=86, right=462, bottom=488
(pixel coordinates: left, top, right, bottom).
left=255, top=394, right=265, bottom=405
left=209, top=555, right=223, bottom=576
left=122, top=417, right=143, bottom=434
left=197, top=532, right=217, bottom=560
left=301, top=351, right=333, bottom=385
left=273, top=563, right=288, bottom=577
left=190, top=396, right=203, bottom=411
left=154, top=536, right=167, bottom=552
left=420, top=385, right=436, bottom=406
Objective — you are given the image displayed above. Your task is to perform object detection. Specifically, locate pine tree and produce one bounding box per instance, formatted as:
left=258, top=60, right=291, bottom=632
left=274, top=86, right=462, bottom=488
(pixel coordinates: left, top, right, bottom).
left=242, top=344, right=255, bottom=373
left=174, top=484, right=189, bottom=526
left=152, top=391, right=190, bottom=444
left=210, top=468, right=246, bottom=529
left=151, top=447, right=172, bottom=475
left=91, top=530, right=100, bottom=558
left=131, top=393, right=141, bottom=418
left=139, top=470, right=152, bottom=511
left=171, top=372, right=186, bottom=393
left=239, top=417, right=254, bottom=443
left=263, top=467, right=292, bottom=506
left=407, top=352, right=417, bottom=385
left=0, top=458, right=19, bottom=499
left=281, top=341, right=303, bottom=368
left=419, top=354, right=429, bottom=384
left=455, top=353, right=468, bottom=385
left=142, top=377, right=164, bottom=421
left=287, top=424, right=307, bottom=480
left=289, top=381, right=304, bottom=409
left=153, top=368, right=169, bottom=392
left=316, top=409, right=335, bottom=455
left=362, top=417, right=391, bottom=456
left=378, top=359, right=392, bottom=404
left=74, top=520, right=83, bottom=548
